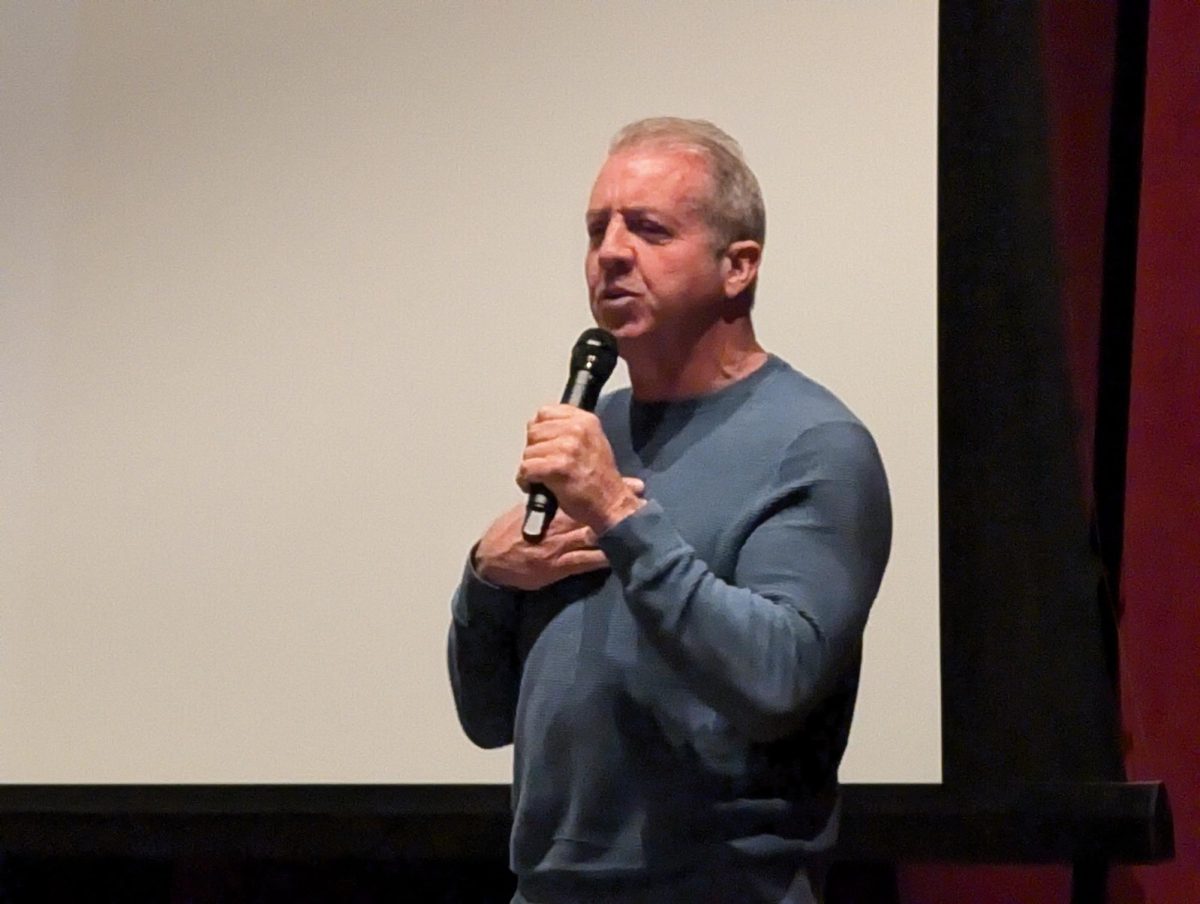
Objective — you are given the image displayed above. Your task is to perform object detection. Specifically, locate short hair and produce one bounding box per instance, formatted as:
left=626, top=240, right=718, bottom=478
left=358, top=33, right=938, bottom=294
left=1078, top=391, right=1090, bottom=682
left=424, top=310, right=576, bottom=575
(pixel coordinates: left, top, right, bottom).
left=608, top=117, right=766, bottom=253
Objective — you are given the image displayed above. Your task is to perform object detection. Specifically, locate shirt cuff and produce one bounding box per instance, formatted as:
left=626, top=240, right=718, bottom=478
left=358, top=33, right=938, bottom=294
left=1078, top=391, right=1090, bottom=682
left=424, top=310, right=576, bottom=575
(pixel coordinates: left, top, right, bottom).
left=596, top=498, right=690, bottom=584
left=451, top=548, right=521, bottom=628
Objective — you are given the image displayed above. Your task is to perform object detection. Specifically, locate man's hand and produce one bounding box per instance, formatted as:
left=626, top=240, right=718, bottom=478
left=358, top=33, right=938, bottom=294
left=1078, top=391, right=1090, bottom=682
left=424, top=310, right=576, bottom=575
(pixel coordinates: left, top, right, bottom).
left=474, top=476, right=644, bottom=591
left=517, top=405, right=646, bottom=534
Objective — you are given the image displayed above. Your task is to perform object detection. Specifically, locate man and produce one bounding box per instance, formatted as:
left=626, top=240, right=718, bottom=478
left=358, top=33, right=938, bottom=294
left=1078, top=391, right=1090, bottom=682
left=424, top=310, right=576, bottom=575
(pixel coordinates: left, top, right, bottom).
left=448, top=118, right=891, bottom=903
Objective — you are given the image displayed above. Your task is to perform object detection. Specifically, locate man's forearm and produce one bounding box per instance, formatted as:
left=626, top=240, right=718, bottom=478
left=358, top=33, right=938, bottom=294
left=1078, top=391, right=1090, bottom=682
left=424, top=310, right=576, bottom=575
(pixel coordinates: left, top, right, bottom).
left=446, top=558, right=522, bottom=749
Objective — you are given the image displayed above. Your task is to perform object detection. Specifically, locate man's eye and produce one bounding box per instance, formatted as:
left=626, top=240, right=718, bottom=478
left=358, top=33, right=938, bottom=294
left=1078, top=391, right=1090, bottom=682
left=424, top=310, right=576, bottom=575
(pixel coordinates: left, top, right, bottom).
left=633, top=221, right=669, bottom=240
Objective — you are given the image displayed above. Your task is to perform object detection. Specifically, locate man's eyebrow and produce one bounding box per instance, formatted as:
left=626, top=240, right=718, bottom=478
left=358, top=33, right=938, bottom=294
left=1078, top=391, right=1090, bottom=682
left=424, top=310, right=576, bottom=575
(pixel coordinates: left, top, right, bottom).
left=585, top=206, right=669, bottom=221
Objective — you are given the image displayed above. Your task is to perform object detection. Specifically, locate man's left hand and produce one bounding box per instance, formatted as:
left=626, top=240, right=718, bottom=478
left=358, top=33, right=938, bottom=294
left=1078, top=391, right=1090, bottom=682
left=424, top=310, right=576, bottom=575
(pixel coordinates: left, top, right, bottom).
left=518, top=405, right=645, bottom=534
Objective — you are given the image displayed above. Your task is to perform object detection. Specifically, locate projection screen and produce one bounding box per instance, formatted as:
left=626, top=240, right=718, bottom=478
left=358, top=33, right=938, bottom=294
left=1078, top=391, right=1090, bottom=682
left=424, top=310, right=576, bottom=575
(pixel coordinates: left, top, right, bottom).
left=1, top=1, right=939, bottom=783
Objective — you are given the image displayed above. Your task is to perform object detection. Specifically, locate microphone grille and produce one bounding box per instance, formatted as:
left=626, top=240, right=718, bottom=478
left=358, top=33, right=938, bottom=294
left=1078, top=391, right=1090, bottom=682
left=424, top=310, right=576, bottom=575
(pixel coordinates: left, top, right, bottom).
left=571, top=328, right=619, bottom=380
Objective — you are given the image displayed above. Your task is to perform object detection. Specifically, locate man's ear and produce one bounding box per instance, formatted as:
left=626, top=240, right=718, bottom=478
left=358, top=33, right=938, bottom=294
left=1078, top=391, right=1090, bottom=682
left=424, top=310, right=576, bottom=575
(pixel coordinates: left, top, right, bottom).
left=722, top=240, right=762, bottom=299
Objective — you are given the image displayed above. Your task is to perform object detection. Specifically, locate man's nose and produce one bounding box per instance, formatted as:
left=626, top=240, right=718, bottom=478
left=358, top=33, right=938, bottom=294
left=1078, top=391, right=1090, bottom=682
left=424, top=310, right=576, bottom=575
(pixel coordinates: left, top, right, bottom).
left=597, top=220, right=634, bottom=270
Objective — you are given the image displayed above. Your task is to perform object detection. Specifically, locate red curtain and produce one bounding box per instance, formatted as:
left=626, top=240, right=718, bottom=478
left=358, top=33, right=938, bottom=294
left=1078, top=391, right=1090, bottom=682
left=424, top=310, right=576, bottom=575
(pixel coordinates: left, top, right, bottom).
left=1111, top=1, right=1200, bottom=900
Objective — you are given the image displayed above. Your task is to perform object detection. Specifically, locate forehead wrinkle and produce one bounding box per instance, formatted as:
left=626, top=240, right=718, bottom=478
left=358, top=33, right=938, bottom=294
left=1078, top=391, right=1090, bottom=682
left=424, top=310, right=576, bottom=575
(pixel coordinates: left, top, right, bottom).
left=592, top=148, right=711, bottom=194
left=585, top=148, right=715, bottom=241
left=586, top=205, right=675, bottom=220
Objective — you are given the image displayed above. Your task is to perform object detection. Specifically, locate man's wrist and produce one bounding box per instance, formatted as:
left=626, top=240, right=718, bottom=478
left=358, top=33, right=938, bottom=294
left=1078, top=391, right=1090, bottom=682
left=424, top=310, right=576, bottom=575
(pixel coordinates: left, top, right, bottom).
left=594, top=492, right=647, bottom=534
left=468, top=542, right=491, bottom=581
left=469, top=541, right=505, bottom=588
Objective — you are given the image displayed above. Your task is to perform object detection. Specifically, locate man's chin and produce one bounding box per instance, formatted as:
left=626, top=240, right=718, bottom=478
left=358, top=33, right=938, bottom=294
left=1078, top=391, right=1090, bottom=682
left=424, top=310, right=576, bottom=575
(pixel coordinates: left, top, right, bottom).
left=592, top=308, right=642, bottom=338
left=593, top=295, right=641, bottom=326
left=597, top=322, right=649, bottom=347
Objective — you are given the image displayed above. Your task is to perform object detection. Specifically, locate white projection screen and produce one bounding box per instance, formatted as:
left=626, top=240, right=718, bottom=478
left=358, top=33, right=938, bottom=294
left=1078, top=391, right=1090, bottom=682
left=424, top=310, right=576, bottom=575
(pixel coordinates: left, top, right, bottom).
left=1, top=2, right=939, bottom=783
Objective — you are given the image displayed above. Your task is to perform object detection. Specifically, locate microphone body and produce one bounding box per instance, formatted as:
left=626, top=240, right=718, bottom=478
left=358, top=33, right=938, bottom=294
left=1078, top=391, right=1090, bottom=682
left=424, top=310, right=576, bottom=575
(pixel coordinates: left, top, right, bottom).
left=522, top=329, right=619, bottom=541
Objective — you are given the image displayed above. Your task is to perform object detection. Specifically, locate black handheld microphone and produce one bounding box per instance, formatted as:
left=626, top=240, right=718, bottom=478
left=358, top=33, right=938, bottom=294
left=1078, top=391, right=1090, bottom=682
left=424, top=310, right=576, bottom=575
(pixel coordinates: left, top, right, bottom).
left=522, top=328, right=619, bottom=542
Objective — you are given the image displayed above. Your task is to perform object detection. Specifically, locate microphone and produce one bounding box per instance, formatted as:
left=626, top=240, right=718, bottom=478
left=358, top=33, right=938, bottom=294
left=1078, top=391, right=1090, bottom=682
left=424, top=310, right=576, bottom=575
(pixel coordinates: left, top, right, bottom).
left=522, top=328, right=619, bottom=542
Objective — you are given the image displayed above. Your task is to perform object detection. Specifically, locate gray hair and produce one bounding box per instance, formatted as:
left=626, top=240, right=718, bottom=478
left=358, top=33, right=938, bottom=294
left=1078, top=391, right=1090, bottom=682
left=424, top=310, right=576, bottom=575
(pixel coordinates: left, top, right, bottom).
left=608, top=117, right=766, bottom=253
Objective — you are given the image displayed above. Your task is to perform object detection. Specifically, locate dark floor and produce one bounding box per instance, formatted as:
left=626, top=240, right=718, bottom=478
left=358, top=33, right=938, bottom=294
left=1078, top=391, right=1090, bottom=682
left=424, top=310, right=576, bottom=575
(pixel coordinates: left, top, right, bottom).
left=0, top=857, right=898, bottom=903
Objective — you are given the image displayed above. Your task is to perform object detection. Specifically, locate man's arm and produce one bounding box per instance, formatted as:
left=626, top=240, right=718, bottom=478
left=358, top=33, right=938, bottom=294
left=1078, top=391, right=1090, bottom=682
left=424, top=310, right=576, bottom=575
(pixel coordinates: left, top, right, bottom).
left=447, top=494, right=627, bottom=749
left=597, top=420, right=891, bottom=742
left=447, top=554, right=523, bottom=749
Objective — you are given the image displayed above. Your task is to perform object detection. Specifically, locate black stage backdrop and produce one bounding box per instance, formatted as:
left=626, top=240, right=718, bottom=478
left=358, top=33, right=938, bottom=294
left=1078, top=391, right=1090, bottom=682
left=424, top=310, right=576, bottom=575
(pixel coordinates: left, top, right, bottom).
left=937, top=0, right=1127, bottom=787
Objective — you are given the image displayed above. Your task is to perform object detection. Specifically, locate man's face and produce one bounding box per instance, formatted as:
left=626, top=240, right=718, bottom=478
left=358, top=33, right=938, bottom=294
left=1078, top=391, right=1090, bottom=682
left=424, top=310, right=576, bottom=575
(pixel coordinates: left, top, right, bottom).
left=585, top=147, right=728, bottom=342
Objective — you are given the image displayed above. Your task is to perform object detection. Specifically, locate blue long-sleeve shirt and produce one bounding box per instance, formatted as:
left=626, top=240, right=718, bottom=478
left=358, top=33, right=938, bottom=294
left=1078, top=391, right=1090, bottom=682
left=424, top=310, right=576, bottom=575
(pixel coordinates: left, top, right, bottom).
left=448, top=355, right=892, bottom=903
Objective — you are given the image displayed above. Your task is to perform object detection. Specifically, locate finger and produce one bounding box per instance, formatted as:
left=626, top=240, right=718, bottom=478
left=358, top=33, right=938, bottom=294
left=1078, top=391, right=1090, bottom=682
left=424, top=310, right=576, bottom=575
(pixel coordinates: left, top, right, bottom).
left=552, top=522, right=598, bottom=547
left=517, top=446, right=562, bottom=484
left=524, top=430, right=581, bottom=458
left=533, top=404, right=580, bottom=422
left=526, top=420, right=589, bottom=451
left=542, top=511, right=588, bottom=537
left=525, top=425, right=561, bottom=450
left=514, top=460, right=536, bottom=494
left=515, top=463, right=554, bottom=494
left=518, top=450, right=574, bottom=487
left=553, top=549, right=610, bottom=574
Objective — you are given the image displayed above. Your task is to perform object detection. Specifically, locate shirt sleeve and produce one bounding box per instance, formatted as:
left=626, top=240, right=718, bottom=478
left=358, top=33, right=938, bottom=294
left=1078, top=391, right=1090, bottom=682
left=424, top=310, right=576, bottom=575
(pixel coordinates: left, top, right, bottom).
left=596, top=420, right=892, bottom=743
left=446, top=552, right=523, bottom=749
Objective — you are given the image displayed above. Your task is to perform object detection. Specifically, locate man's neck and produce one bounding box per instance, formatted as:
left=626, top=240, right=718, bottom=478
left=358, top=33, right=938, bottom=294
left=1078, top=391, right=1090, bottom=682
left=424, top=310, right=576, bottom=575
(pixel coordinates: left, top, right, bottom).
left=622, top=319, right=767, bottom=402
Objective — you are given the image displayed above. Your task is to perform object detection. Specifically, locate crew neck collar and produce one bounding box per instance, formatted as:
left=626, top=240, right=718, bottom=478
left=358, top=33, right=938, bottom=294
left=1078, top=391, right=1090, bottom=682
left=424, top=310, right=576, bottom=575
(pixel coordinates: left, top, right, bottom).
left=629, top=354, right=785, bottom=413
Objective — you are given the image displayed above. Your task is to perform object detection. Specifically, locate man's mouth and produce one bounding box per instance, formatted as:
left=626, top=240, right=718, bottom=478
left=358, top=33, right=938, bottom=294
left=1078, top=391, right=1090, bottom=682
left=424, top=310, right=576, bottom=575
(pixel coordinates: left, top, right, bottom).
left=599, top=287, right=638, bottom=302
